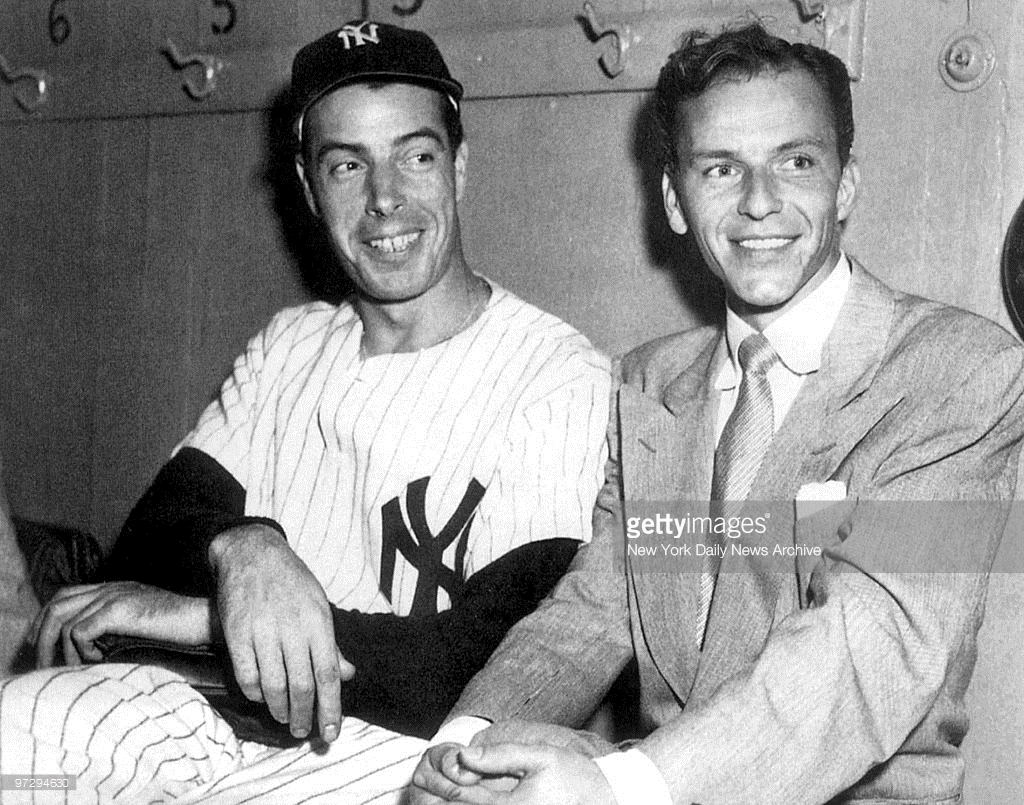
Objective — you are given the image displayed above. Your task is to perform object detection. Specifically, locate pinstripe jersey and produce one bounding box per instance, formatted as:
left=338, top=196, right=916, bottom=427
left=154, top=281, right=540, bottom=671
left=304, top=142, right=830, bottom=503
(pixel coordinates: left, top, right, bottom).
left=180, top=279, right=611, bottom=617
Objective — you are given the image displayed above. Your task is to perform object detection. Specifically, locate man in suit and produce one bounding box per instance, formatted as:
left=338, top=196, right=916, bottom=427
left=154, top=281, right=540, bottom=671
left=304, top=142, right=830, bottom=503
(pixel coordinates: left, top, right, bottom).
left=410, top=23, right=1024, bottom=805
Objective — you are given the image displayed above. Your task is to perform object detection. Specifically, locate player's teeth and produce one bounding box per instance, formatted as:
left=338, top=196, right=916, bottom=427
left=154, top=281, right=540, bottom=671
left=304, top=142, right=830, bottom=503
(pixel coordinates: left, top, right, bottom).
left=370, top=232, right=420, bottom=252
left=739, top=238, right=791, bottom=250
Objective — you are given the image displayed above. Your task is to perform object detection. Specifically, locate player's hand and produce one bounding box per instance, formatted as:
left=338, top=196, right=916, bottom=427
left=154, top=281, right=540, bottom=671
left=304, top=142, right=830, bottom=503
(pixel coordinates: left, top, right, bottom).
left=209, top=523, right=354, bottom=743
left=32, top=581, right=212, bottom=668
left=409, top=742, right=616, bottom=805
left=470, top=720, right=615, bottom=757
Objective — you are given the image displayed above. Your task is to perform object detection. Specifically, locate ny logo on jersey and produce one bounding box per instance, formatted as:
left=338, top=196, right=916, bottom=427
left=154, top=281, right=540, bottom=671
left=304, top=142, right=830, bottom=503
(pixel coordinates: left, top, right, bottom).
left=336, top=22, right=380, bottom=49
left=379, top=476, right=486, bottom=616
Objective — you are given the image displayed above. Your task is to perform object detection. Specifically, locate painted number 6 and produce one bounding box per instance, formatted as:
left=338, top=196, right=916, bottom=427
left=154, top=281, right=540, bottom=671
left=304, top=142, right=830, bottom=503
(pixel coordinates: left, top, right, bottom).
left=48, top=0, right=70, bottom=45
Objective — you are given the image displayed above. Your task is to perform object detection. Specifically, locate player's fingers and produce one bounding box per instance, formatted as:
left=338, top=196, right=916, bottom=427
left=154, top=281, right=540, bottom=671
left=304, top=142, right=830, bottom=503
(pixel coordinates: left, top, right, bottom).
left=309, top=640, right=343, bottom=743
left=255, top=642, right=289, bottom=724
left=67, top=601, right=132, bottom=663
left=282, top=644, right=315, bottom=739
left=34, top=604, right=67, bottom=668
left=226, top=636, right=263, bottom=704
left=337, top=646, right=355, bottom=681
left=32, top=586, right=101, bottom=663
left=60, top=597, right=116, bottom=666
left=35, top=592, right=100, bottom=667
left=30, top=584, right=100, bottom=631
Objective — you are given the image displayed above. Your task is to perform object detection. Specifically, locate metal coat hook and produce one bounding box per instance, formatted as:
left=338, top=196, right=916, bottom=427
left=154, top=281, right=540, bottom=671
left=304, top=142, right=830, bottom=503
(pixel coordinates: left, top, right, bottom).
left=794, top=0, right=827, bottom=22
left=0, top=53, right=49, bottom=113
left=163, top=39, right=222, bottom=101
left=580, top=1, right=631, bottom=79
left=392, top=0, right=425, bottom=16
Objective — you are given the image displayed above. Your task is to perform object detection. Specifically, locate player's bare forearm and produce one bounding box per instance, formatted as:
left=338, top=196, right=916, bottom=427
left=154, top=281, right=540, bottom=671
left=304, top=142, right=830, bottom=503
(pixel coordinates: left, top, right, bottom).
left=33, top=582, right=212, bottom=667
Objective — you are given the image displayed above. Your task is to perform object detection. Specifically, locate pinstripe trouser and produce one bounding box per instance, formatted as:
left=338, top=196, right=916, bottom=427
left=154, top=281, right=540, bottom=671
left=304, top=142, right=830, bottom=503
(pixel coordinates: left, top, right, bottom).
left=0, top=664, right=427, bottom=804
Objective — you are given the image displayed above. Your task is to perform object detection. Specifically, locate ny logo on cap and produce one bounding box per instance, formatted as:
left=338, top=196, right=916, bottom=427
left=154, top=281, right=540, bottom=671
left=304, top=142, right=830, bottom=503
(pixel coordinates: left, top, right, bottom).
left=337, top=22, right=380, bottom=49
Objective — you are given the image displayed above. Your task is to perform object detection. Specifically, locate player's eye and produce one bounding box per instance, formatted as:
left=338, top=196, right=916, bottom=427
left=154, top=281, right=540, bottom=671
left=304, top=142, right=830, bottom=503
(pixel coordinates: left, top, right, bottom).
left=328, top=160, right=362, bottom=176
left=704, top=164, right=738, bottom=179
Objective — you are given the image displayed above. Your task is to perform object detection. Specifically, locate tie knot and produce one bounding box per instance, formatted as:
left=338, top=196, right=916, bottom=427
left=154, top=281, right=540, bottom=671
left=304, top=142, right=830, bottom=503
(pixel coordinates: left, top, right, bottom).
left=737, top=333, right=777, bottom=376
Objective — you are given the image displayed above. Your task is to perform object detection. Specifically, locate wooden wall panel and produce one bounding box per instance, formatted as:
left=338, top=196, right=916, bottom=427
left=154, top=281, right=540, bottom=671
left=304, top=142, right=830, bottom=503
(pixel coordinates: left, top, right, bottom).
left=86, top=117, right=153, bottom=543
left=460, top=92, right=718, bottom=358
left=0, top=120, right=103, bottom=528
left=364, top=0, right=648, bottom=30
left=844, top=1, right=1011, bottom=327
left=167, top=111, right=310, bottom=429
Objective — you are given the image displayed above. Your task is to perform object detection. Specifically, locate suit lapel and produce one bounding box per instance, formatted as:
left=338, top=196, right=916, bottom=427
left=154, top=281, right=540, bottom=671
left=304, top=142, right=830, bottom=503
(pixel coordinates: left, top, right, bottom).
left=620, top=334, right=722, bottom=701
left=691, top=262, right=901, bottom=703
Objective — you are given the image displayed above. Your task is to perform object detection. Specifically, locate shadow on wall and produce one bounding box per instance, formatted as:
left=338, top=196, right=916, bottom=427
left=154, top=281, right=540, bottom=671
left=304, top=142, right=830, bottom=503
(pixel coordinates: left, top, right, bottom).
left=260, top=85, right=355, bottom=305
left=631, top=93, right=724, bottom=328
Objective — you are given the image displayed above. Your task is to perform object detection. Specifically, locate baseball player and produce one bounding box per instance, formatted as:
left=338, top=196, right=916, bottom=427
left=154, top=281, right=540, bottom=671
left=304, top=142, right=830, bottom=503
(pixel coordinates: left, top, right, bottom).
left=0, top=21, right=610, bottom=804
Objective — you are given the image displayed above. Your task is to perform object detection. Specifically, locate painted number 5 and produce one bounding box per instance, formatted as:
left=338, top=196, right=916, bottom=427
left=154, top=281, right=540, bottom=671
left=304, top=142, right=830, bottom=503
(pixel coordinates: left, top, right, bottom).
left=211, top=0, right=236, bottom=35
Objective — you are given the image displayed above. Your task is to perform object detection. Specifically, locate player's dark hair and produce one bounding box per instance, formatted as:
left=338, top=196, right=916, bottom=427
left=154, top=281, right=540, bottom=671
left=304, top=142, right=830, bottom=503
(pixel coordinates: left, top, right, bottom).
left=655, top=22, right=854, bottom=170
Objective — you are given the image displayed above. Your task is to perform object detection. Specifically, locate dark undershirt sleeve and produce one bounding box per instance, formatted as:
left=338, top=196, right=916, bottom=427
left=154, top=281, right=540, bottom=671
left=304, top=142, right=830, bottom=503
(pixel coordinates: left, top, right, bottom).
left=105, top=447, right=285, bottom=595
left=332, top=537, right=579, bottom=738
left=106, top=446, right=580, bottom=738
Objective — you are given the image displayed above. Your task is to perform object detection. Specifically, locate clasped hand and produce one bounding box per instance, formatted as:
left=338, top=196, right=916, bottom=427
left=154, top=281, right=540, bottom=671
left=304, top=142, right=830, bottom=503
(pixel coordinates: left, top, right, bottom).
left=409, top=721, right=617, bottom=805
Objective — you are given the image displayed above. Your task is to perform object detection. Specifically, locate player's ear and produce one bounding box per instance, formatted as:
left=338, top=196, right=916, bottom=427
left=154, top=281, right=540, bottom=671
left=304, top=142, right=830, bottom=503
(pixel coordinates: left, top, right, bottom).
left=662, top=171, right=688, bottom=235
left=836, top=154, right=859, bottom=223
left=454, top=141, right=468, bottom=203
left=295, top=155, right=320, bottom=218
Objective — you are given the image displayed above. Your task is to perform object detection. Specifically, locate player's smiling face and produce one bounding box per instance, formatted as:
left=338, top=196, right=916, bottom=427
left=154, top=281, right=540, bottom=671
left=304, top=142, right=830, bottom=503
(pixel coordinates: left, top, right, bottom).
left=662, top=68, right=858, bottom=327
left=298, top=82, right=467, bottom=304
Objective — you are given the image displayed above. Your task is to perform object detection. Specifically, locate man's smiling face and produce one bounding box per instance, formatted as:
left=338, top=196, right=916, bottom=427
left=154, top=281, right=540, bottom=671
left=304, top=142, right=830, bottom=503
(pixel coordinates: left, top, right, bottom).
left=297, top=81, right=467, bottom=304
left=662, top=68, right=859, bottom=328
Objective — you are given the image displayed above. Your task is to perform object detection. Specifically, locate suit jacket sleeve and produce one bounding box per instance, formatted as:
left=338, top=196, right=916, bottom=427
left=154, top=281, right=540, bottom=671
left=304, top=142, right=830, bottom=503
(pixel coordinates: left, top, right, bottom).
left=635, top=339, right=1024, bottom=804
left=107, top=446, right=581, bottom=739
left=451, top=376, right=636, bottom=726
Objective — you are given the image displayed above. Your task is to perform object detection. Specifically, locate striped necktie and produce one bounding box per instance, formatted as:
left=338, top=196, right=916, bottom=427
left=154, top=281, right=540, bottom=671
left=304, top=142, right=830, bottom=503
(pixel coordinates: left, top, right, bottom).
left=696, top=332, right=778, bottom=648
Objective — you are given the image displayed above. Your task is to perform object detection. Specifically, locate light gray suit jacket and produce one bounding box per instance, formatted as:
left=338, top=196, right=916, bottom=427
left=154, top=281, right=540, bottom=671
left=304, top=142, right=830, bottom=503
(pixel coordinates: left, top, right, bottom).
left=452, top=263, right=1024, bottom=804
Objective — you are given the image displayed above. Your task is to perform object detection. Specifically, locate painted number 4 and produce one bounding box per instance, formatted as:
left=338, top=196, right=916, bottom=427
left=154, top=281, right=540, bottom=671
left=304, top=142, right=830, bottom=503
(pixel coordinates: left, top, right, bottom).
left=211, top=0, right=236, bottom=35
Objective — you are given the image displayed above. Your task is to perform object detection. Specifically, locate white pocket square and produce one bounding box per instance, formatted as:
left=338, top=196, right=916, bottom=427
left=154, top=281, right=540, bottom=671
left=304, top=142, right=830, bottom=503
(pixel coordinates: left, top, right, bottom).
left=795, top=480, right=847, bottom=520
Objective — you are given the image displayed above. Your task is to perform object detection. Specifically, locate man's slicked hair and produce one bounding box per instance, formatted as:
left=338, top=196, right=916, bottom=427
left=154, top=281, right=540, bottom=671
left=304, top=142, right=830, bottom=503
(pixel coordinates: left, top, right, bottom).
left=655, top=22, right=854, bottom=171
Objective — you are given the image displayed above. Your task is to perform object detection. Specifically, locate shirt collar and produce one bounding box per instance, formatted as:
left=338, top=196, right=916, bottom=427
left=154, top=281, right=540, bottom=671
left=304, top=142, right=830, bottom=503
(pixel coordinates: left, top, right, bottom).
left=715, top=254, right=852, bottom=391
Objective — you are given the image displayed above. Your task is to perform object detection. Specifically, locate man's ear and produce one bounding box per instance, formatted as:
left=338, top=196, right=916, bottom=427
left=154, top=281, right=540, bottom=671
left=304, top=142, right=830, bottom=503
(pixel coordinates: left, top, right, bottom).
left=454, top=141, right=468, bottom=203
left=836, top=154, right=860, bottom=223
left=294, top=155, right=320, bottom=218
left=661, top=171, right=688, bottom=235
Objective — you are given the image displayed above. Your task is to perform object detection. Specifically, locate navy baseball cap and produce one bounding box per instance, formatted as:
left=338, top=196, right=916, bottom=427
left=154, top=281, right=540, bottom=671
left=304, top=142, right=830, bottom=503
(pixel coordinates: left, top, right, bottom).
left=292, top=21, right=464, bottom=143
